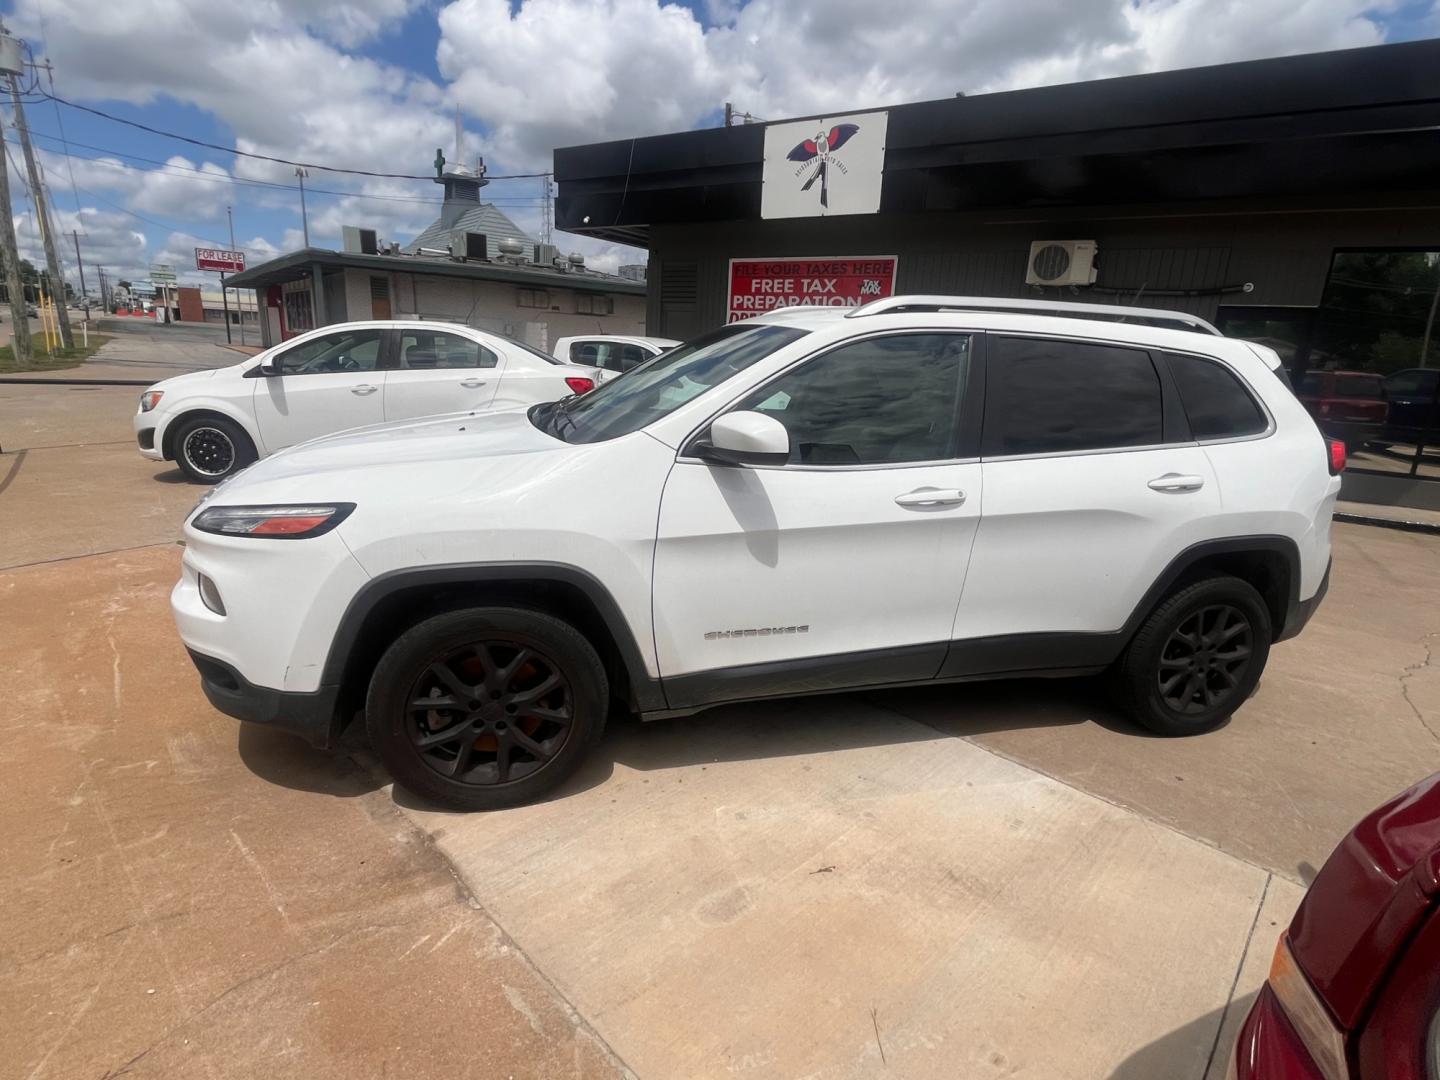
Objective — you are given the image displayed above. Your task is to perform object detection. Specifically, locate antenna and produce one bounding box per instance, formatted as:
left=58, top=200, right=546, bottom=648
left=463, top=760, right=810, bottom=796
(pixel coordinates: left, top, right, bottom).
left=540, top=172, right=552, bottom=246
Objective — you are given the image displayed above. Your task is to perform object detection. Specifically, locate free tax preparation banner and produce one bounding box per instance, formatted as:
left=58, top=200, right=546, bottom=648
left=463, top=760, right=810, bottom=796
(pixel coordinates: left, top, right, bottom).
left=726, top=257, right=899, bottom=323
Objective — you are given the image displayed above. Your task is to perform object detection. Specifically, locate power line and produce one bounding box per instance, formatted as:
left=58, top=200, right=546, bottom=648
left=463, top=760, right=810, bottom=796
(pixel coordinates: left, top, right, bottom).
left=38, top=89, right=553, bottom=181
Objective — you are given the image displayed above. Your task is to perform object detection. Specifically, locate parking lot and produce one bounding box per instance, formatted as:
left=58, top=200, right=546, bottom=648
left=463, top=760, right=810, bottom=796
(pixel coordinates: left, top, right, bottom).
left=3, top=329, right=1438, bottom=1079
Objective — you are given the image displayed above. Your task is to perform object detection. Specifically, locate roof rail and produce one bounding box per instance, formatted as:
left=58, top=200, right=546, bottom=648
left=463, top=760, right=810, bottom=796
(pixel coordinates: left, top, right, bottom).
left=845, top=295, right=1222, bottom=336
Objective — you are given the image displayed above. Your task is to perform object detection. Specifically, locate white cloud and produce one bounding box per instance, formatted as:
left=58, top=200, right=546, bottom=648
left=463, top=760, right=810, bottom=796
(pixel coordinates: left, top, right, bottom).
left=16, top=205, right=147, bottom=284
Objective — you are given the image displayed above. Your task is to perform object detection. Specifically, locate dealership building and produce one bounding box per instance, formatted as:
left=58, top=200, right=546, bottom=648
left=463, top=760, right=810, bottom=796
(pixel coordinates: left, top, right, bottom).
left=555, top=38, right=1440, bottom=510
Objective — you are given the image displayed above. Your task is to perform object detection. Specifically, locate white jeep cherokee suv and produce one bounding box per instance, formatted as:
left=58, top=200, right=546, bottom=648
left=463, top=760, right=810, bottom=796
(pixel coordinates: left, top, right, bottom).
left=135, top=320, right=597, bottom=483
left=172, top=296, right=1341, bottom=810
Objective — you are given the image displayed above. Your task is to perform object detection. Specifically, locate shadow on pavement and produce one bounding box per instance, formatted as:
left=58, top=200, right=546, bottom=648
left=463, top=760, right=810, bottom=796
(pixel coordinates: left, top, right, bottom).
left=241, top=674, right=1147, bottom=808
left=1107, top=999, right=1246, bottom=1080
left=151, top=467, right=192, bottom=485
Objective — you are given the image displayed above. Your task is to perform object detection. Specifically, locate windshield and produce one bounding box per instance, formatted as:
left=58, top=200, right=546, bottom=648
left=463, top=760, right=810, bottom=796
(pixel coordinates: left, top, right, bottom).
left=535, top=323, right=809, bottom=443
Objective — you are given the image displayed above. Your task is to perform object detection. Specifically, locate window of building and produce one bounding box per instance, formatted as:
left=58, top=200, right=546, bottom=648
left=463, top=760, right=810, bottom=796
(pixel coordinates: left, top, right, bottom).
left=276, top=328, right=383, bottom=374
left=985, top=337, right=1163, bottom=456
left=1166, top=353, right=1268, bottom=440
left=517, top=289, right=550, bottom=309
left=282, top=289, right=314, bottom=334
left=1306, top=250, right=1440, bottom=478
left=577, top=294, right=614, bottom=316
left=397, top=330, right=496, bottom=369
left=729, top=333, right=970, bottom=465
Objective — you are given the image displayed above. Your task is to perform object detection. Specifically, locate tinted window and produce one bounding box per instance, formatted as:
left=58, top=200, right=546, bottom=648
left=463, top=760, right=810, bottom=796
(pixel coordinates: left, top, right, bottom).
left=728, top=334, right=969, bottom=465
left=398, top=330, right=496, bottom=370
left=1385, top=370, right=1439, bottom=396
left=554, top=324, right=810, bottom=444
left=276, top=328, right=382, bottom=374
left=1334, top=374, right=1383, bottom=398
left=568, top=340, right=651, bottom=373
left=986, top=337, right=1162, bottom=455
left=1167, top=353, right=1267, bottom=439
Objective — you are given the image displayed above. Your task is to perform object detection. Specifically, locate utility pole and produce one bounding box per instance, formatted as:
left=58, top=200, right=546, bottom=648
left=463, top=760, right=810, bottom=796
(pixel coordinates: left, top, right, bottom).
left=8, top=74, right=72, bottom=349
left=0, top=91, right=32, bottom=364
left=70, top=230, right=87, bottom=317
left=226, top=204, right=244, bottom=345
left=295, top=168, right=310, bottom=247
left=724, top=102, right=733, bottom=128
left=540, top=173, right=552, bottom=246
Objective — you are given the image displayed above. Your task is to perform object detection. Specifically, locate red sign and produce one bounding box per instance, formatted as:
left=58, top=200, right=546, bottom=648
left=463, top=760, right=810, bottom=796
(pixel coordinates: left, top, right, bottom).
left=726, top=256, right=898, bottom=323
left=194, top=247, right=246, bottom=273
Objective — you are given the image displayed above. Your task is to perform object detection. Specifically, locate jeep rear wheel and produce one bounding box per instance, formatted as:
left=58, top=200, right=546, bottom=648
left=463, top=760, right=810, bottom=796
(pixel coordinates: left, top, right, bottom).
left=365, top=607, right=607, bottom=810
left=1115, top=575, right=1272, bottom=736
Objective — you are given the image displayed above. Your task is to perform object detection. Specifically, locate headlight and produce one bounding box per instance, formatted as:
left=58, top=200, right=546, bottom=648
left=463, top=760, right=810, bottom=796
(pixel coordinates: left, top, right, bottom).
left=140, top=390, right=164, bottom=412
left=192, top=503, right=355, bottom=539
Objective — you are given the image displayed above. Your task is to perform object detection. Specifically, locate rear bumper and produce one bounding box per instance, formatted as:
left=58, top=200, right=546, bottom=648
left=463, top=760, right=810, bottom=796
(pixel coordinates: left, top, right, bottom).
left=1277, top=559, right=1331, bottom=643
left=187, top=649, right=342, bottom=748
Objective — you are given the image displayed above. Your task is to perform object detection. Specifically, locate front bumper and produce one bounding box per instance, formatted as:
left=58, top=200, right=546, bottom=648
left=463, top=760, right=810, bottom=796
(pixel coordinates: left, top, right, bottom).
left=1277, top=559, right=1331, bottom=643
left=187, top=649, right=342, bottom=748
left=133, top=408, right=166, bottom=460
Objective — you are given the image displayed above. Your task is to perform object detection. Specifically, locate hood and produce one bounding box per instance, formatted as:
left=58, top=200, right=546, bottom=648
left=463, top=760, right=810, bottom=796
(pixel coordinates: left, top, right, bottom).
left=232, top=406, right=565, bottom=486
left=150, top=361, right=246, bottom=391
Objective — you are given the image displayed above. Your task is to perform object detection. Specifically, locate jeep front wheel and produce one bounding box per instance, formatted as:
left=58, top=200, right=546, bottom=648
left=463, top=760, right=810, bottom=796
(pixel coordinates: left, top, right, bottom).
left=1114, top=575, right=1272, bottom=736
left=365, top=607, right=608, bottom=810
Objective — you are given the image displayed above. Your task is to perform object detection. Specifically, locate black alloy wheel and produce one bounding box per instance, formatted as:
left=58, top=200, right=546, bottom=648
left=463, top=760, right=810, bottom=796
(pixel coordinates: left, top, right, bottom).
left=1114, top=575, right=1272, bottom=736
left=366, top=607, right=608, bottom=810
left=172, top=414, right=256, bottom=484
left=408, top=642, right=574, bottom=786
left=1156, top=604, right=1254, bottom=714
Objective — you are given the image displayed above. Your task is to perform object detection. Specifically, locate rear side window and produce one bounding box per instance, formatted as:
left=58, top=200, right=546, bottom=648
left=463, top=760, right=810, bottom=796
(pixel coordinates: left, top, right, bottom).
left=1166, top=353, right=1268, bottom=439
left=1334, top=374, right=1383, bottom=398
left=984, top=337, right=1163, bottom=455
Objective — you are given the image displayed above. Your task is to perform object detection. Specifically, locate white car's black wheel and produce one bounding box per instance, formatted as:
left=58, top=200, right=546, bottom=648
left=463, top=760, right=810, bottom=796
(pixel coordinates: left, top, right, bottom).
left=365, top=607, right=607, bottom=811
left=1114, top=575, right=1271, bottom=736
left=173, top=415, right=256, bottom=484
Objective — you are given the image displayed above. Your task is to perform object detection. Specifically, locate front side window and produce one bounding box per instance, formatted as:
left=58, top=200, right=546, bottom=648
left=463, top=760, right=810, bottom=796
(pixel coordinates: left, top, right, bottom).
left=276, top=328, right=382, bottom=374
left=543, top=324, right=810, bottom=444
left=1166, top=353, right=1267, bottom=439
left=985, top=337, right=1163, bottom=455
left=728, top=334, right=970, bottom=465
left=397, top=330, right=496, bottom=369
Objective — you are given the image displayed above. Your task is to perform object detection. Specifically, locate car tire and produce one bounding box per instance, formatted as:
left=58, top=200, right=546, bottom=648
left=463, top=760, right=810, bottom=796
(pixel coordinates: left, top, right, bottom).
left=365, top=606, right=608, bottom=811
left=173, top=415, right=256, bottom=484
left=1114, top=575, right=1272, bottom=737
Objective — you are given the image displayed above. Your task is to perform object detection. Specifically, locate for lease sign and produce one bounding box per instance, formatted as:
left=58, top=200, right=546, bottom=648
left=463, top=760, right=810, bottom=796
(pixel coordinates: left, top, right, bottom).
left=194, top=248, right=246, bottom=273
left=726, top=256, right=898, bottom=323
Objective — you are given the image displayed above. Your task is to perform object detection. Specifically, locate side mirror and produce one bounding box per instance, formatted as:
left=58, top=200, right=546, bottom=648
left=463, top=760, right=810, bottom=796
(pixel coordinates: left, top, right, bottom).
left=697, top=410, right=790, bottom=467
left=245, top=358, right=278, bottom=378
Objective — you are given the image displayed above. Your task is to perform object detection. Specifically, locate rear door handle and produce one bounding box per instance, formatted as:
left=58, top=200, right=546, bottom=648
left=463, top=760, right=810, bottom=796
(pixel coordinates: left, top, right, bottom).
left=895, top=488, right=966, bottom=507
left=459, top=378, right=487, bottom=388
left=1148, top=473, right=1205, bottom=493
left=350, top=384, right=378, bottom=395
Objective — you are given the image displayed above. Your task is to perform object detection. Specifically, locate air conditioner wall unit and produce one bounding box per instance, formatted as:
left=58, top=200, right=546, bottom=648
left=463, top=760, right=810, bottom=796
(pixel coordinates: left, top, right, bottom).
left=1025, top=240, right=1098, bottom=287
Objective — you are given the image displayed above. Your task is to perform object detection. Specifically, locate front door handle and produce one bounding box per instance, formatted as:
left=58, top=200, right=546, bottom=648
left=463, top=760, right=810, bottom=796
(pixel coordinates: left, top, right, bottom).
left=350, top=384, right=378, bottom=395
left=895, top=487, right=966, bottom=508
left=459, top=378, right=487, bottom=389
left=1148, top=473, right=1205, bottom=493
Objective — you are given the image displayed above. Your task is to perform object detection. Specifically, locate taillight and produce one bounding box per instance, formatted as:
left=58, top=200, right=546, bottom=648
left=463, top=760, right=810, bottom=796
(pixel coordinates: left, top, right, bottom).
left=1326, top=437, right=1346, bottom=475
left=564, top=376, right=595, bottom=395
left=1268, top=934, right=1349, bottom=1080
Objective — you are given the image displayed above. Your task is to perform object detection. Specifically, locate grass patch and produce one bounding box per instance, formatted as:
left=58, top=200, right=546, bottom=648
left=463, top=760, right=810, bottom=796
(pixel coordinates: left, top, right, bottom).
left=0, top=333, right=112, bottom=373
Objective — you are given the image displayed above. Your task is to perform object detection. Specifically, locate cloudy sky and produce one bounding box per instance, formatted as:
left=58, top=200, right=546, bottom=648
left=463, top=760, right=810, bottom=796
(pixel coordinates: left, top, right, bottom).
left=5, top=0, right=1436, bottom=288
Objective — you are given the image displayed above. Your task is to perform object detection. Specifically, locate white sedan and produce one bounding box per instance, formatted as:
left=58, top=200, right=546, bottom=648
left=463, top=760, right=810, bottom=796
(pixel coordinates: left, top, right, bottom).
left=135, top=320, right=597, bottom=483
left=552, top=334, right=680, bottom=383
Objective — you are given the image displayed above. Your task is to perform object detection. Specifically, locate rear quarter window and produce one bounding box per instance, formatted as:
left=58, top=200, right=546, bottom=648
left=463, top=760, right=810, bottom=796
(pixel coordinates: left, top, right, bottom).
left=1166, top=353, right=1269, bottom=440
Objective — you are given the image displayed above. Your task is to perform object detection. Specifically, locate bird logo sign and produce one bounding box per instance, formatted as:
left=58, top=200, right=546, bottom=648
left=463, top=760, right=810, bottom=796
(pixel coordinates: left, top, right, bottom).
left=786, top=124, right=861, bottom=209
left=762, top=112, right=887, bottom=219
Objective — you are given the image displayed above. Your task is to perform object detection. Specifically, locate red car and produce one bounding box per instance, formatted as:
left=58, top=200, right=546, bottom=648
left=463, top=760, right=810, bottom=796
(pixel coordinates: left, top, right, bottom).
left=1294, top=370, right=1389, bottom=450
left=1229, top=773, right=1440, bottom=1078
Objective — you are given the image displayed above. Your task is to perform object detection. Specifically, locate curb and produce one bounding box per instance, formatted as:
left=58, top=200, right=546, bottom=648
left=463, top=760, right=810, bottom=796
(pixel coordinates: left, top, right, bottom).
left=0, top=377, right=151, bottom=386
left=1334, top=511, right=1440, bottom=536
